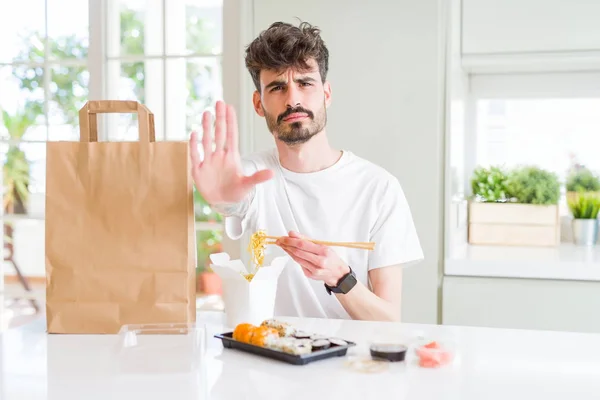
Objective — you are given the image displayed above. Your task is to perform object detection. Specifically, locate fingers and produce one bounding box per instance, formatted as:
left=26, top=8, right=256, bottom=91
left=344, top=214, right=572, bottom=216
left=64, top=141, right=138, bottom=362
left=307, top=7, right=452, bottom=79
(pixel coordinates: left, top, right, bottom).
left=300, top=267, right=314, bottom=279
left=281, top=246, right=321, bottom=275
left=201, top=111, right=212, bottom=162
left=225, top=104, right=239, bottom=154
left=214, top=101, right=226, bottom=152
left=242, top=169, right=275, bottom=187
left=277, top=236, right=326, bottom=255
left=189, top=131, right=201, bottom=168
left=288, top=231, right=305, bottom=239
left=284, top=245, right=323, bottom=267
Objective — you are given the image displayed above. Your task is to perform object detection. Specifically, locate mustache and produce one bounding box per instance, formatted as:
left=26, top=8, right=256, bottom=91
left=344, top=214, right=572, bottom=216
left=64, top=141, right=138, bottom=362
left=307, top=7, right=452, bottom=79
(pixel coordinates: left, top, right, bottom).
left=277, top=107, right=314, bottom=123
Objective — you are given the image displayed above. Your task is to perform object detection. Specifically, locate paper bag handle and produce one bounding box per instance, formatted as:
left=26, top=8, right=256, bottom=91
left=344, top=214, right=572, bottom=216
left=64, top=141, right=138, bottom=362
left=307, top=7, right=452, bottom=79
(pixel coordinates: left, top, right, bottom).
left=78, top=100, right=156, bottom=143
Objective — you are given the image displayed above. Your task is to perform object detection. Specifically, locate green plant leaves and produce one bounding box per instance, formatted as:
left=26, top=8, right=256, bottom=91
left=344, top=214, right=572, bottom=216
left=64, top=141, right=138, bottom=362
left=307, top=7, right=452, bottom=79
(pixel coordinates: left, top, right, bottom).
left=471, top=166, right=511, bottom=202
left=566, top=167, right=600, bottom=192
left=506, top=166, right=561, bottom=205
left=568, top=193, right=600, bottom=219
left=471, top=165, right=561, bottom=205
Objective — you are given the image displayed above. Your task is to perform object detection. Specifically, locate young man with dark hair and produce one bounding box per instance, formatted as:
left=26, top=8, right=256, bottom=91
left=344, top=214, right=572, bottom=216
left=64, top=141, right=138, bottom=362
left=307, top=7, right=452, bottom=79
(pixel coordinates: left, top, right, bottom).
left=189, top=21, right=423, bottom=321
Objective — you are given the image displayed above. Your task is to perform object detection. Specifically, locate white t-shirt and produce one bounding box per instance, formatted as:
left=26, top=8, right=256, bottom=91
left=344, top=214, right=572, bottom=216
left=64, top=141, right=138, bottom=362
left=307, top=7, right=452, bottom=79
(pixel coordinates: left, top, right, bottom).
left=225, top=148, right=424, bottom=319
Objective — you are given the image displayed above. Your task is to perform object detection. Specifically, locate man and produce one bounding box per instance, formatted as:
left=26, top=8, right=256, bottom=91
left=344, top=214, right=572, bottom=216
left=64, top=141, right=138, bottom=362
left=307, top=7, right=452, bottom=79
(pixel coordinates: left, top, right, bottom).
left=189, top=21, right=423, bottom=321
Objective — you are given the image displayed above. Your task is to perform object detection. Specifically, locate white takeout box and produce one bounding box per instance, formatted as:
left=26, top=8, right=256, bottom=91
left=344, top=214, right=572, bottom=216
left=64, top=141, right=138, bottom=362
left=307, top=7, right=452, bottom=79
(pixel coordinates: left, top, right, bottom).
left=209, top=252, right=289, bottom=329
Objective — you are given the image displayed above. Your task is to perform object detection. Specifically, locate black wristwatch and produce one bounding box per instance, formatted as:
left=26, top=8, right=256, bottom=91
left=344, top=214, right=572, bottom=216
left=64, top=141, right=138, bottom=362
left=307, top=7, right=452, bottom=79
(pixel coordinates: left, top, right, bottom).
left=325, top=266, right=357, bottom=295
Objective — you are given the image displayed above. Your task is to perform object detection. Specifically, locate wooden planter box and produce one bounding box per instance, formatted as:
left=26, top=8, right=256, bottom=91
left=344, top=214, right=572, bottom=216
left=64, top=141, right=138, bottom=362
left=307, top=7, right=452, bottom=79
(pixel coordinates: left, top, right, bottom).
left=468, top=202, right=560, bottom=247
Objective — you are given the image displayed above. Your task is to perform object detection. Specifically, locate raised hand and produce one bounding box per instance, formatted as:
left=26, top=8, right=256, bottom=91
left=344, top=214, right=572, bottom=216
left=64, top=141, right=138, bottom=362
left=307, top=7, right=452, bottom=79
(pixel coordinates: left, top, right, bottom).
left=189, top=101, right=274, bottom=206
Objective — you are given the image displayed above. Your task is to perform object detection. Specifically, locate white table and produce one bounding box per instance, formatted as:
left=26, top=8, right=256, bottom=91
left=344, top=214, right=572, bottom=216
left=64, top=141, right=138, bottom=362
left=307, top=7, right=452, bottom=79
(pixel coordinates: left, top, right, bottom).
left=2, top=311, right=600, bottom=400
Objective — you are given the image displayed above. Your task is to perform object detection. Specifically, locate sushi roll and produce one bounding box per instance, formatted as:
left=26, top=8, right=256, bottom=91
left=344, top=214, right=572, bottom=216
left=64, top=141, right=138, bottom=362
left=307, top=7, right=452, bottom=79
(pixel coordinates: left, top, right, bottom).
left=311, top=339, right=331, bottom=351
left=294, top=338, right=313, bottom=347
left=293, top=331, right=311, bottom=339
left=267, top=337, right=312, bottom=355
left=249, top=326, right=279, bottom=347
left=329, top=338, right=348, bottom=347
left=291, top=342, right=313, bottom=355
left=233, top=323, right=256, bottom=344
left=261, top=319, right=295, bottom=337
left=267, top=337, right=294, bottom=352
left=282, top=338, right=312, bottom=355
left=310, top=334, right=328, bottom=341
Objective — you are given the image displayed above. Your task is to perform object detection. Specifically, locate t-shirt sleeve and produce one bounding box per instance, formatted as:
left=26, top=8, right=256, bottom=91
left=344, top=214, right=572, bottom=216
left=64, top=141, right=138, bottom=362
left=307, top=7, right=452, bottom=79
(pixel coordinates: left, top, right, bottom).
left=368, top=177, right=424, bottom=270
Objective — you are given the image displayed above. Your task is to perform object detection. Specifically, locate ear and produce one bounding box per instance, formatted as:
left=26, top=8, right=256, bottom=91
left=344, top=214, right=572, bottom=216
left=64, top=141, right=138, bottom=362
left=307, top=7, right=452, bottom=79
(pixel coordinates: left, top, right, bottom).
left=323, top=81, right=332, bottom=108
left=253, top=91, right=265, bottom=117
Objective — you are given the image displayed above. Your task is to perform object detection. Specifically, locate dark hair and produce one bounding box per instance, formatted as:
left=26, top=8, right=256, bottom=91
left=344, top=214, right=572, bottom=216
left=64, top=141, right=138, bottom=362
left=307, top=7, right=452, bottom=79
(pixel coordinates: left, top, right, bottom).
left=244, top=21, right=329, bottom=92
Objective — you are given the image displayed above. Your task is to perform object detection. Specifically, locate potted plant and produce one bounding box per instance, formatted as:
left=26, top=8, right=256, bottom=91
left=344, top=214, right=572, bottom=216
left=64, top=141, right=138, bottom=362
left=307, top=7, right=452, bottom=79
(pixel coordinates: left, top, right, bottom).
left=468, top=165, right=561, bottom=246
left=566, top=166, right=600, bottom=203
left=1, top=109, right=34, bottom=215
left=506, top=165, right=561, bottom=206
left=567, top=192, right=600, bottom=246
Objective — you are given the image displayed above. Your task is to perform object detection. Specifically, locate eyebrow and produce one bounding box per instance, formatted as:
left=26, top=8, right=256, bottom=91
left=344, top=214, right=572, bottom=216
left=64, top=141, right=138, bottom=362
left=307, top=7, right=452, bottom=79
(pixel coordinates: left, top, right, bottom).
left=265, top=76, right=317, bottom=90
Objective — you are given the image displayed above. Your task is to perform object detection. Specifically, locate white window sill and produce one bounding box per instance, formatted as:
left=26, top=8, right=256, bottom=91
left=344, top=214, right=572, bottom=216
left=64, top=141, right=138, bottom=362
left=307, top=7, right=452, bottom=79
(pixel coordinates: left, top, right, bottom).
left=445, top=243, right=600, bottom=282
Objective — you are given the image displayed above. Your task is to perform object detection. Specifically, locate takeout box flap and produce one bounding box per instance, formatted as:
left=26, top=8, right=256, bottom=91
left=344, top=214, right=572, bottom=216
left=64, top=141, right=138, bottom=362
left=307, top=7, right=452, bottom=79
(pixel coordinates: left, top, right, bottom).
left=250, top=256, right=288, bottom=280
left=209, top=253, right=289, bottom=282
left=209, top=252, right=248, bottom=281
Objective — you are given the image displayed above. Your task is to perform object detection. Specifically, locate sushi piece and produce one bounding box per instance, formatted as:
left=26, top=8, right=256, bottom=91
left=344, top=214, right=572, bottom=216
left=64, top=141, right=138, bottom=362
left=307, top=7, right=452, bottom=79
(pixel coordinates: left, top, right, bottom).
left=329, top=338, right=348, bottom=347
left=282, top=338, right=312, bottom=355
left=294, top=338, right=313, bottom=347
left=311, top=339, right=331, bottom=351
left=267, top=337, right=294, bottom=352
left=233, top=323, right=256, bottom=344
left=293, top=331, right=312, bottom=339
left=267, top=337, right=313, bottom=355
left=310, top=334, right=328, bottom=341
left=291, top=342, right=313, bottom=355
left=249, top=326, right=279, bottom=347
left=261, top=319, right=295, bottom=337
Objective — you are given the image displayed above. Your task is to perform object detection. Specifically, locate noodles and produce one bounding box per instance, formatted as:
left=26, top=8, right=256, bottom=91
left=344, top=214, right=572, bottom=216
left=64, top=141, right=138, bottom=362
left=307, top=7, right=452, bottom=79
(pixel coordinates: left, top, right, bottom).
left=247, top=230, right=268, bottom=269
left=242, top=230, right=269, bottom=282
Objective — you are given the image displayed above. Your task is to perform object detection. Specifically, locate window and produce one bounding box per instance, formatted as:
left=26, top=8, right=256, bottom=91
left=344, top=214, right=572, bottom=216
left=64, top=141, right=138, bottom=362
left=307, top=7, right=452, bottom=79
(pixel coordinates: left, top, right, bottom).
left=0, top=0, right=224, bottom=285
left=0, top=0, right=90, bottom=285
left=103, top=0, right=225, bottom=275
left=475, top=98, right=600, bottom=214
left=468, top=73, right=600, bottom=216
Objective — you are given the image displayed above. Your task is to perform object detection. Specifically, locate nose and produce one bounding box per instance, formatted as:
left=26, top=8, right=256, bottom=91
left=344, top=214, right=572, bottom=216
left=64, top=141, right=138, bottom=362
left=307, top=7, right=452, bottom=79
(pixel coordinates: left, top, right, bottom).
left=284, top=84, right=302, bottom=109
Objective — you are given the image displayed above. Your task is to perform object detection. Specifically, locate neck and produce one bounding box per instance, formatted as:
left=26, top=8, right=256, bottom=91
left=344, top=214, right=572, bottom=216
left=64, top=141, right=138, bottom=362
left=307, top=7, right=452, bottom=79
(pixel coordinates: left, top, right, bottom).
left=275, top=130, right=342, bottom=173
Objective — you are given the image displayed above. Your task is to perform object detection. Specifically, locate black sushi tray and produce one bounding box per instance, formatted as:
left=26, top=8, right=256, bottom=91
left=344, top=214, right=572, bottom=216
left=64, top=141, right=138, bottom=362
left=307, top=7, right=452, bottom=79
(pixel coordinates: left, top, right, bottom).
left=214, top=332, right=357, bottom=365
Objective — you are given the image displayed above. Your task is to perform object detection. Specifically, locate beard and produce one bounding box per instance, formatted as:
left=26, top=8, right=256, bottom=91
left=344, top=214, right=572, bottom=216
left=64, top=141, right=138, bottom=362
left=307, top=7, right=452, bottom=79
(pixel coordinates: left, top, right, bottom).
left=264, top=104, right=327, bottom=145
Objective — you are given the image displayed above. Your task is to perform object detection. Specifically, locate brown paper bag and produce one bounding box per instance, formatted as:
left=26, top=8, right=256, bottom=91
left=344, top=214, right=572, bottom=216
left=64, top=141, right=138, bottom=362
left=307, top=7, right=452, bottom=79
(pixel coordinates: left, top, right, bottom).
left=45, top=100, right=196, bottom=334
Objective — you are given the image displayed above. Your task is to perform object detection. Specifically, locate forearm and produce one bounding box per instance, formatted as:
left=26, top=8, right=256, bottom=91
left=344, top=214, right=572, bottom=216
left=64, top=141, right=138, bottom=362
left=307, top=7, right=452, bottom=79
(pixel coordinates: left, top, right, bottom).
left=208, top=187, right=255, bottom=217
left=335, top=281, right=401, bottom=322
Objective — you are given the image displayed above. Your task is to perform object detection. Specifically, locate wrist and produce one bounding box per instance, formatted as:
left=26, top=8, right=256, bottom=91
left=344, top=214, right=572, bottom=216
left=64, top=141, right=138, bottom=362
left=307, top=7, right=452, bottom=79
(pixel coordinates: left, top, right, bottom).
left=326, top=264, right=350, bottom=287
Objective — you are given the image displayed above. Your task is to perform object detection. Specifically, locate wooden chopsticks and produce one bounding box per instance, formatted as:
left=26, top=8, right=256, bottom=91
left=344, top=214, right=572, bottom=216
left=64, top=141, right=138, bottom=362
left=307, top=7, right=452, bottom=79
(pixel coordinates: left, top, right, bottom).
left=265, top=236, right=375, bottom=250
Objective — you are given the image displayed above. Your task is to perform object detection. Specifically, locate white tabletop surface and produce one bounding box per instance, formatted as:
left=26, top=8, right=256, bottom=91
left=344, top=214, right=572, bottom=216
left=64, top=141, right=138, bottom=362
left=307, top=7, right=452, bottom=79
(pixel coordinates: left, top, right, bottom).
left=2, top=311, right=600, bottom=400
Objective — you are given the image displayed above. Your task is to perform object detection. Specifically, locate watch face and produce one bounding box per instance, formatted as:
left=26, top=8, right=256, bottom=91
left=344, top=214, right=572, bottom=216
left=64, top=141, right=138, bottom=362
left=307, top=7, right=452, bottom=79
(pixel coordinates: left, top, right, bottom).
left=338, top=271, right=357, bottom=294
left=325, top=267, right=357, bottom=295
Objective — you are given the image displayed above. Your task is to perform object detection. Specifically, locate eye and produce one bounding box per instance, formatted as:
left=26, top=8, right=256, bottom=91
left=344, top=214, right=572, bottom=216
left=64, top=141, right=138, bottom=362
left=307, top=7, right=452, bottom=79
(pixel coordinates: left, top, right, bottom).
left=270, top=85, right=283, bottom=92
left=300, top=82, right=312, bottom=87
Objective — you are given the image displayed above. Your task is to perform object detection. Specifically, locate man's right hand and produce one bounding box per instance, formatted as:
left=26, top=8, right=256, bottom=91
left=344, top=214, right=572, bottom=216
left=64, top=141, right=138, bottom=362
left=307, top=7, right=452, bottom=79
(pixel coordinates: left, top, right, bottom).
left=189, top=100, right=274, bottom=206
